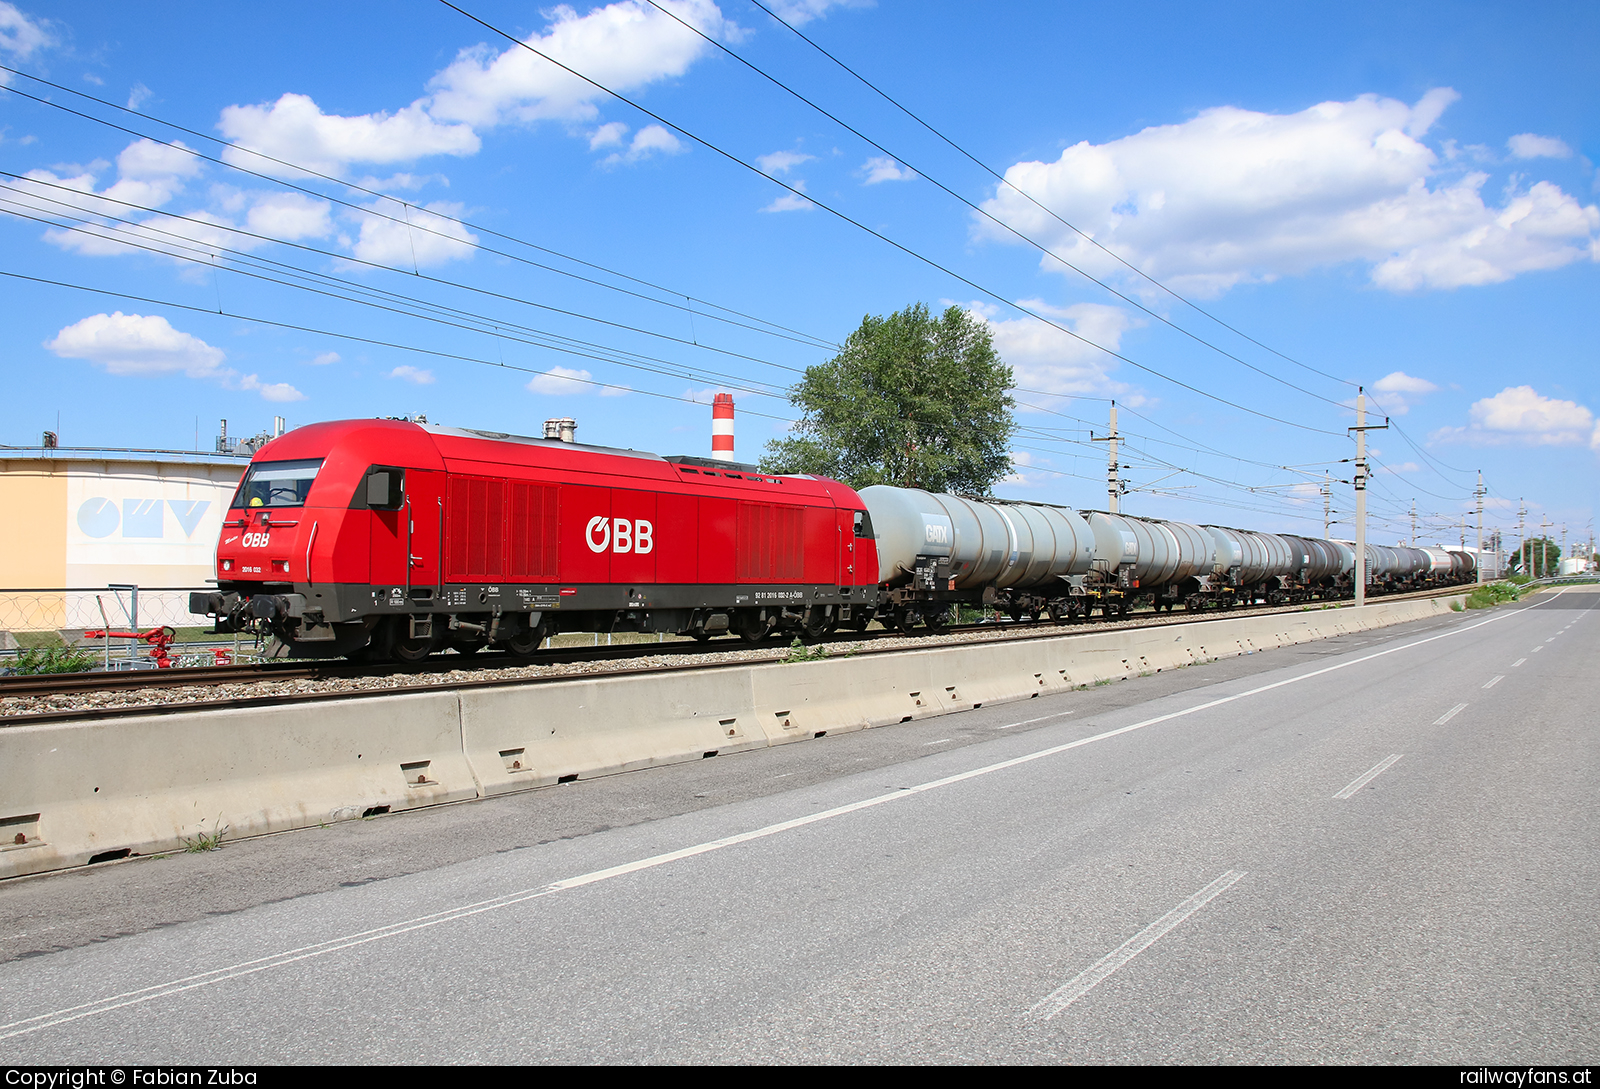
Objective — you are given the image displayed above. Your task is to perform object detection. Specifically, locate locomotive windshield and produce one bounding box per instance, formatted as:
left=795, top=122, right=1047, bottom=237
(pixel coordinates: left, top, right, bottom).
left=231, top=458, right=324, bottom=509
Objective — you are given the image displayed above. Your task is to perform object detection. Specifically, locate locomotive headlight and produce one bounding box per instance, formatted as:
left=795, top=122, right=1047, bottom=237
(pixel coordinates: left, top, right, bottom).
left=222, top=559, right=234, bottom=571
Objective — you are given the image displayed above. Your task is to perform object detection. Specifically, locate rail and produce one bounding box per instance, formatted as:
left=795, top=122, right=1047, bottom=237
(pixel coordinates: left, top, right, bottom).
left=0, top=584, right=1471, bottom=723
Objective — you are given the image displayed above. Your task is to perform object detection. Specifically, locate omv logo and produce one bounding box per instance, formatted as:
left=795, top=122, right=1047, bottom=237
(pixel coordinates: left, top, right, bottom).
left=76, top=498, right=212, bottom=539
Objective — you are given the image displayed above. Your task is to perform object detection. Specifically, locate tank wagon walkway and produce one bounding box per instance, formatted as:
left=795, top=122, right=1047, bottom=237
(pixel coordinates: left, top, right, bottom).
left=2, top=589, right=1595, bottom=1063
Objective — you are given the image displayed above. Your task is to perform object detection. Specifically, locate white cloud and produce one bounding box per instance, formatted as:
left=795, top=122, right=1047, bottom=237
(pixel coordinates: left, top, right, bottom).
left=526, top=364, right=616, bottom=395
left=978, top=90, right=1600, bottom=296
left=589, top=121, right=629, bottom=149
left=308, top=351, right=340, bottom=366
left=1373, top=370, right=1438, bottom=394
left=1508, top=134, right=1572, bottom=160
left=1370, top=370, right=1438, bottom=415
left=1378, top=461, right=1422, bottom=474
left=760, top=179, right=814, bottom=213
left=0, top=3, right=51, bottom=63
left=601, top=123, right=684, bottom=166
left=44, top=311, right=307, bottom=401
left=350, top=200, right=478, bottom=267
left=861, top=156, right=915, bottom=184
left=765, top=0, right=868, bottom=25
left=427, top=0, right=727, bottom=129
left=1431, top=385, right=1600, bottom=448
left=387, top=365, right=435, bottom=385
left=245, top=192, right=332, bottom=240
left=103, top=138, right=202, bottom=208
left=46, top=312, right=224, bottom=377
left=999, top=448, right=1043, bottom=488
left=218, top=93, right=480, bottom=176
left=127, top=82, right=152, bottom=112
left=757, top=149, right=813, bottom=175
left=235, top=374, right=306, bottom=402
left=966, top=299, right=1144, bottom=405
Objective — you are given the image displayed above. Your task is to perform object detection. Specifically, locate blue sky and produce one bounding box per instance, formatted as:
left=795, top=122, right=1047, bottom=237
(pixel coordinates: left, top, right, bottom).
left=1, top=1, right=1595, bottom=551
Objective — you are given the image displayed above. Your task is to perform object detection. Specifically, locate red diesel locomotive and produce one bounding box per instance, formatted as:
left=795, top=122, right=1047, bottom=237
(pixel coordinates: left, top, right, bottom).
left=193, top=419, right=882, bottom=661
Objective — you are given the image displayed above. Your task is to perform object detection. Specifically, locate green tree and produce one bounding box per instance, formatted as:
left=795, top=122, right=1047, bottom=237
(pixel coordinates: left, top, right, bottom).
left=759, top=303, right=1016, bottom=495
left=1507, top=536, right=1561, bottom=578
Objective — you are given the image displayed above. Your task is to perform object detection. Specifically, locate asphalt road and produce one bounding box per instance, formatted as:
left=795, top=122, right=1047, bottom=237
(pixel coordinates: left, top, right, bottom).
left=2, top=590, right=1596, bottom=1064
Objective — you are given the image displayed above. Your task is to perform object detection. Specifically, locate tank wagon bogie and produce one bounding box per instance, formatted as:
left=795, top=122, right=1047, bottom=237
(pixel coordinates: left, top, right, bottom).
left=194, top=420, right=882, bottom=661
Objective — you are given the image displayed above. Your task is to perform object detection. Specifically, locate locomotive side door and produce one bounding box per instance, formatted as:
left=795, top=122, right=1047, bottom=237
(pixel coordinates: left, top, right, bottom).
left=368, top=466, right=443, bottom=597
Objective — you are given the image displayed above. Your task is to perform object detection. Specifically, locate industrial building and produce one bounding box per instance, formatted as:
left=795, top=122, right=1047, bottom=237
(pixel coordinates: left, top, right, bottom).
left=0, top=431, right=260, bottom=635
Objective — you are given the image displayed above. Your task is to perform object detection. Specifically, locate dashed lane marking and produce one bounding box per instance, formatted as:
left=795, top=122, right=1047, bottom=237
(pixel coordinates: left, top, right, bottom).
left=1031, top=870, right=1247, bottom=1020
left=1482, top=676, right=1503, bottom=689
left=1334, top=754, right=1405, bottom=800
left=1434, top=703, right=1469, bottom=725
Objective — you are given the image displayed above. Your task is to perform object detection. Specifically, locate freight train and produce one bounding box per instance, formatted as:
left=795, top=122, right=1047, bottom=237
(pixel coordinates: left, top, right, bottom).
left=192, top=419, right=1479, bottom=661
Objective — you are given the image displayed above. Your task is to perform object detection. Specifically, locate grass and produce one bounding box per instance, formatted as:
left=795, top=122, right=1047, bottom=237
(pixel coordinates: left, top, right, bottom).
left=182, top=818, right=228, bottom=853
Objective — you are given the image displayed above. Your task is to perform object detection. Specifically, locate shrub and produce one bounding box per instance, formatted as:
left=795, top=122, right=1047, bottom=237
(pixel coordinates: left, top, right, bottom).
left=7, top=645, right=96, bottom=675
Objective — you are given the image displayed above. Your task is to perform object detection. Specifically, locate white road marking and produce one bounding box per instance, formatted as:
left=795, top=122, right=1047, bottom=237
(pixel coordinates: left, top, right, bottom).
left=924, top=739, right=952, bottom=746
left=1482, top=676, right=1503, bottom=689
left=998, top=711, right=1075, bottom=730
left=1334, top=754, right=1404, bottom=799
left=1031, top=870, right=1247, bottom=1020
left=1512, top=658, right=1527, bottom=667
left=0, top=603, right=1543, bottom=1043
left=1434, top=703, right=1468, bottom=725
left=1533, top=646, right=1543, bottom=653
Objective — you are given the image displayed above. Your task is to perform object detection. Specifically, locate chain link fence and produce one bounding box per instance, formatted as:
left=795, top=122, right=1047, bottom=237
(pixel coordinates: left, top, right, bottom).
left=0, top=586, right=210, bottom=636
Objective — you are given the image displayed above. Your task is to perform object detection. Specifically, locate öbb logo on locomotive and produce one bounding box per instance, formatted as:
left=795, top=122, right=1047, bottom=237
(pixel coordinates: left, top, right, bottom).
left=191, top=418, right=1479, bottom=664
left=585, top=516, right=654, bottom=554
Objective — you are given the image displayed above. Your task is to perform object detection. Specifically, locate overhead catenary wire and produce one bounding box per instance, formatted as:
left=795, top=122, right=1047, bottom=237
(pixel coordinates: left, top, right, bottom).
left=636, top=0, right=1350, bottom=412
left=0, top=269, right=802, bottom=423
left=0, top=199, right=797, bottom=409
left=0, top=53, right=1505, bottom=521
left=643, top=0, right=1352, bottom=412
left=0, top=65, right=841, bottom=354
left=434, top=0, right=1347, bottom=439
left=744, top=0, right=1357, bottom=391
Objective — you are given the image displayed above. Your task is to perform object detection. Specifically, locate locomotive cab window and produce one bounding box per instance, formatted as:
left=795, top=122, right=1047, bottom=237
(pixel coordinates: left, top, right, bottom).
left=853, top=510, right=875, bottom=539
left=231, top=458, right=324, bottom=510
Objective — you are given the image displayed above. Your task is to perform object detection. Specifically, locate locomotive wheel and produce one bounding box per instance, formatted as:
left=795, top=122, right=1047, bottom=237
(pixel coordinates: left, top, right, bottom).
left=504, top=624, right=546, bottom=658
left=798, top=609, right=833, bottom=643
left=392, top=632, right=437, bottom=664
left=924, top=606, right=951, bottom=634
left=735, top=612, right=773, bottom=645
left=891, top=607, right=919, bottom=635
left=1047, top=603, right=1067, bottom=625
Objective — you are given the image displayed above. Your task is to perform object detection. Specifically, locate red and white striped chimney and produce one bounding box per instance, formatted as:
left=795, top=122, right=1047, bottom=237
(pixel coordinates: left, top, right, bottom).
left=711, top=392, right=735, bottom=462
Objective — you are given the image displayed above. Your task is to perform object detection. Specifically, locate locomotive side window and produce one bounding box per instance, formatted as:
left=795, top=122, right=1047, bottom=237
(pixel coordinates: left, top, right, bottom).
left=231, top=458, right=324, bottom=510
left=346, top=465, right=408, bottom=510
left=853, top=510, right=875, bottom=539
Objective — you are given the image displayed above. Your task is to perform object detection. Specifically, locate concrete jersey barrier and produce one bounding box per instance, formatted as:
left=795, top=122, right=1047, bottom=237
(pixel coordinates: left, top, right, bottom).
left=1, top=594, right=1466, bottom=879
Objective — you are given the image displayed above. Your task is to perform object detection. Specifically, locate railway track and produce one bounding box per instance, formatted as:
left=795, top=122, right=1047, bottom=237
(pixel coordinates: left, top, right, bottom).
left=0, top=585, right=1473, bottom=721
